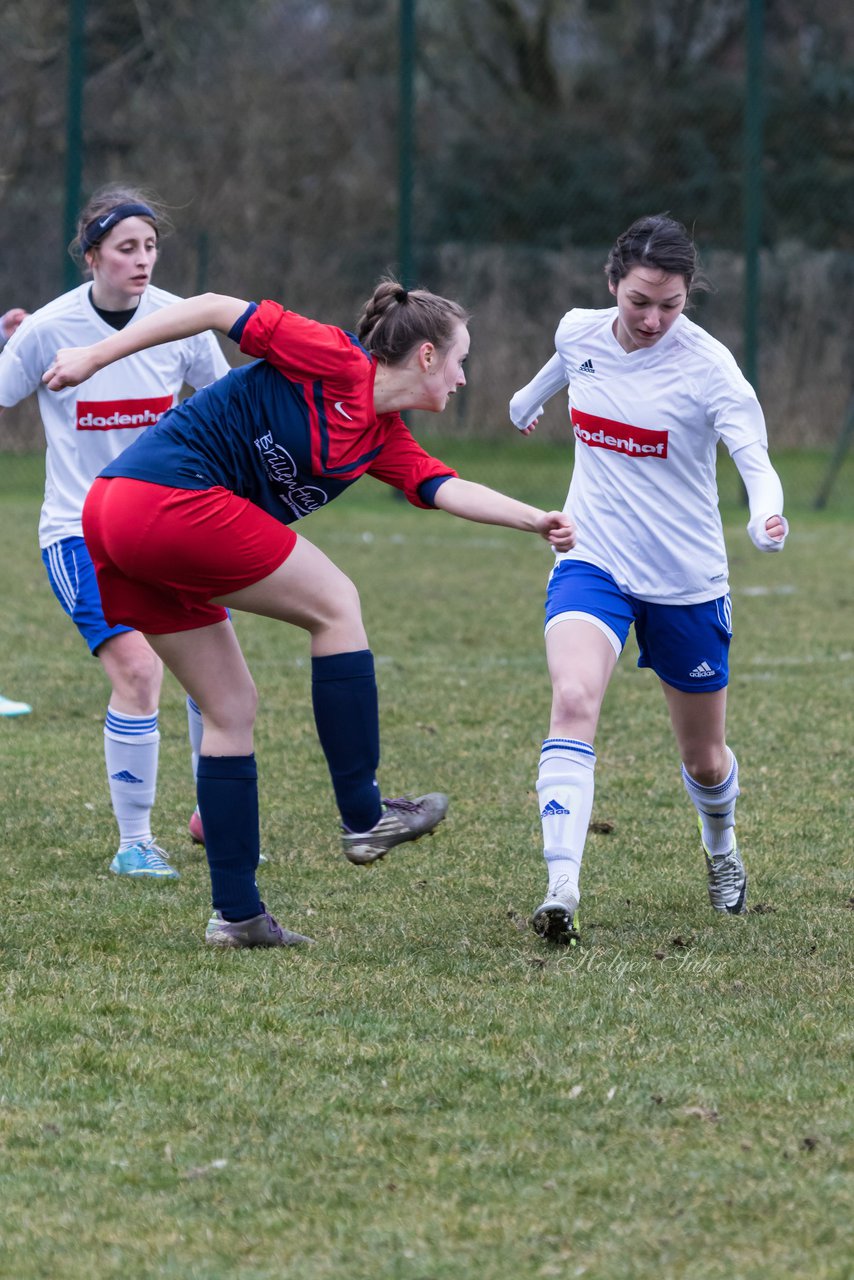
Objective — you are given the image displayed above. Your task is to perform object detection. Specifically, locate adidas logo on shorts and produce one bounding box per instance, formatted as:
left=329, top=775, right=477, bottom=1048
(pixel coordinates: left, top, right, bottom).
left=689, top=660, right=716, bottom=679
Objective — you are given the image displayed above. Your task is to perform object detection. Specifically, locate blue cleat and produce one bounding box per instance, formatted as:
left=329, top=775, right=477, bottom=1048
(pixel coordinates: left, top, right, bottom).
left=0, top=694, right=32, bottom=717
left=110, top=840, right=180, bottom=879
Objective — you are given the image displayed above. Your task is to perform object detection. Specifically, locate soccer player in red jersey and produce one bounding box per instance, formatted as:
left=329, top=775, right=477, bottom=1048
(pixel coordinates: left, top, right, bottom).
left=45, top=280, right=576, bottom=947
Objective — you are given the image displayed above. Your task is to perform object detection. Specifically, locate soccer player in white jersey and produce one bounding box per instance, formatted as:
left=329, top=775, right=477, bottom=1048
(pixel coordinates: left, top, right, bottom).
left=510, top=214, right=788, bottom=944
left=0, top=186, right=229, bottom=878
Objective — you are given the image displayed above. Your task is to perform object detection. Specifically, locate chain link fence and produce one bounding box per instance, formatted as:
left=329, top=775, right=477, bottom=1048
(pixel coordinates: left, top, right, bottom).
left=2, top=1, right=853, bottom=506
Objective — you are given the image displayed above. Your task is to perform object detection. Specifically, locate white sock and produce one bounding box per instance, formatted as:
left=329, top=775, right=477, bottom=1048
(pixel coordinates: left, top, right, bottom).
left=104, top=706, right=159, bottom=849
left=536, top=737, right=596, bottom=907
left=186, top=695, right=203, bottom=783
left=682, top=749, right=739, bottom=855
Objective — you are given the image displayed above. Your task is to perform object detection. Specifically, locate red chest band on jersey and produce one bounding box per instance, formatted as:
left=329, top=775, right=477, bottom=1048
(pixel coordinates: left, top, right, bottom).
left=572, top=408, right=668, bottom=459
left=76, top=395, right=173, bottom=431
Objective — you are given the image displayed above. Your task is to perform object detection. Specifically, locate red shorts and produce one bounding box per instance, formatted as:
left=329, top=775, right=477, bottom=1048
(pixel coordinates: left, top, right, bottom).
left=83, top=477, right=297, bottom=634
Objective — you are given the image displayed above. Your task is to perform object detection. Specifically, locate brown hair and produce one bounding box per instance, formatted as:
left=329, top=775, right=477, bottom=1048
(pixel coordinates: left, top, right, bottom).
left=69, top=184, right=171, bottom=268
left=356, top=278, right=470, bottom=364
left=605, top=213, right=708, bottom=297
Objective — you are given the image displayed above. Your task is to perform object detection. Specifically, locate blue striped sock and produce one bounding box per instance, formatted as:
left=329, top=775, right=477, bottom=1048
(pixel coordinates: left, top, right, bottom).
left=104, top=706, right=159, bottom=848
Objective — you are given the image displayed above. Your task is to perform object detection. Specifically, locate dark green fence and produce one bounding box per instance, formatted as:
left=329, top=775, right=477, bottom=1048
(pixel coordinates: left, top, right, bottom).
left=2, top=0, right=853, bottom=502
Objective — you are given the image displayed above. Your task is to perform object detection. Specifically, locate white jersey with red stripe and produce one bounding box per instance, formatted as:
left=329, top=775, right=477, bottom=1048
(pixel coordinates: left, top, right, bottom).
left=0, top=283, right=230, bottom=547
left=510, top=307, right=768, bottom=604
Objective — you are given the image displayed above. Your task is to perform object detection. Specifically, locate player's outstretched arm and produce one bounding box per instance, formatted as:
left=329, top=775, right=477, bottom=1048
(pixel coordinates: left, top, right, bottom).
left=42, top=293, right=249, bottom=390
left=433, top=477, right=576, bottom=551
left=509, top=352, right=567, bottom=435
left=731, top=441, right=789, bottom=552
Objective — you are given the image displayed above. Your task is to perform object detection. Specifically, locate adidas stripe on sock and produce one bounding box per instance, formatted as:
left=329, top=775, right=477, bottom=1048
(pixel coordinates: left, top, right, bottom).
left=537, top=737, right=596, bottom=906
left=104, top=706, right=159, bottom=849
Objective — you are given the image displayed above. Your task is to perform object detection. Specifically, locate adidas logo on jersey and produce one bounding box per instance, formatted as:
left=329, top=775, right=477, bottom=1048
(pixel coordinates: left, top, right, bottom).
left=541, top=798, right=572, bottom=817
left=689, top=661, right=716, bottom=679
left=577, top=358, right=596, bottom=375
left=110, top=769, right=144, bottom=783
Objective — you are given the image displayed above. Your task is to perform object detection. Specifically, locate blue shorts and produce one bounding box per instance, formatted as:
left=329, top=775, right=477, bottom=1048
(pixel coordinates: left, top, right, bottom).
left=42, top=536, right=131, bottom=654
left=545, top=560, right=732, bottom=693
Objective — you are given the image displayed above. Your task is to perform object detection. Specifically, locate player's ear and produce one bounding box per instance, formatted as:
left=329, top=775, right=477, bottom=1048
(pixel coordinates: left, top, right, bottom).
left=607, top=279, right=618, bottom=298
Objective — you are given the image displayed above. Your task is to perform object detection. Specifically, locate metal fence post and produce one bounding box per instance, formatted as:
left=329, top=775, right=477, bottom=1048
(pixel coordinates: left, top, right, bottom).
left=743, top=0, right=764, bottom=394
left=398, top=0, right=415, bottom=289
left=63, top=0, right=87, bottom=292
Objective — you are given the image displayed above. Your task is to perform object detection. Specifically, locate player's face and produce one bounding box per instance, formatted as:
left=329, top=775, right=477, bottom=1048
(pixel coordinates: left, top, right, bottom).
left=609, top=266, right=687, bottom=353
left=421, top=322, right=470, bottom=412
left=86, top=217, right=159, bottom=311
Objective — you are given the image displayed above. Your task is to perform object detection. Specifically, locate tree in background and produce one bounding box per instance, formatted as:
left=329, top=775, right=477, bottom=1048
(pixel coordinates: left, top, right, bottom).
left=1, top=0, right=852, bottom=445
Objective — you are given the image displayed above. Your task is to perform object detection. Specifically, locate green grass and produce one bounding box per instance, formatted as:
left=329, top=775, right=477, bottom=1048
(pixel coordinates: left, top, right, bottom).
left=1, top=445, right=852, bottom=1280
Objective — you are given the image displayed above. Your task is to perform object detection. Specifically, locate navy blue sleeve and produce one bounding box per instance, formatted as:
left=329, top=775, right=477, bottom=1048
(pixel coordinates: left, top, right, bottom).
left=417, top=474, right=454, bottom=507
left=228, top=302, right=259, bottom=344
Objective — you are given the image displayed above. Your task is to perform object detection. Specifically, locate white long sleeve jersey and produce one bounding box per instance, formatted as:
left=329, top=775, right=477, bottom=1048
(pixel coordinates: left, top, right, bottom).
left=510, top=308, right=774, bottom=604
left=0, top=283, right=230, bottom=547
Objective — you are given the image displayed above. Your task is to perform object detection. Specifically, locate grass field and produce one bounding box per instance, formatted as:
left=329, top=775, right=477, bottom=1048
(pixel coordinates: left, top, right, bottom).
left=1, top=443, right=852, bottom=1280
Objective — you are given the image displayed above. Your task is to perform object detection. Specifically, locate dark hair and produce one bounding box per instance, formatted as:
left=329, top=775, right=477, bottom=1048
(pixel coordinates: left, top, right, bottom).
left=605, top=214, right=708, bottom=296
left=356, top=278, right=470, bottom=365
left=69, top=184, right=171, bottom=267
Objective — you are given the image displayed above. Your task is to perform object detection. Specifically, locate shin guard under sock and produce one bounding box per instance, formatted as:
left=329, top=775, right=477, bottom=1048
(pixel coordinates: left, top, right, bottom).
left=311, top=650, right=382, bottom=832
left=536, top=737, right=597, bottom=905
left=682, top=749, right=739, bottom=855
left=196, top=754, right=262, bottom=921
left=104, top=706, right=159, bottom=848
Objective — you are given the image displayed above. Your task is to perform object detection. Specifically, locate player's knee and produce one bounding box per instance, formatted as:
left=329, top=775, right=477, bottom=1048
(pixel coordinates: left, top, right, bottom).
left=199, top=677, right=258, bottom=737
left=681, top=749, right=728, bottom=787
left=106, top=646, right=163, bottom=709
left=331, top=575, right=362, bottom=625
left=313, top=575, right=364, bottom=639
left=551, top=673, right=598, bottom=725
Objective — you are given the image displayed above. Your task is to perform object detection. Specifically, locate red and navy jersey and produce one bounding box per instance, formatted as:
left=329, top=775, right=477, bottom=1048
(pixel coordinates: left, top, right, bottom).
left=100, top=300, right=457, bottom=520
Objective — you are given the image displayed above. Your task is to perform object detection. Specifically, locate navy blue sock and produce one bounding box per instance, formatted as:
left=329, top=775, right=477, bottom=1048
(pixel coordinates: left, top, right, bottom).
left=196, top=754, right=262, bottom=922
left=311, top=649, right=382, bottom=832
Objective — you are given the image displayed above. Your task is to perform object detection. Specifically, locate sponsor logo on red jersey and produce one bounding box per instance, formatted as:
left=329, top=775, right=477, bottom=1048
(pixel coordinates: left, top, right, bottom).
left=572, top=408, right=668, bottom=458
left=76, top=396, right=173, bottom=431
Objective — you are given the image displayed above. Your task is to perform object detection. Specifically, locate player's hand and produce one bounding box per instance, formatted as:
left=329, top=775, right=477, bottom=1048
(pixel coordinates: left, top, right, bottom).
left=43, top=347, right=101, bottom=390
left=537, top=510, right=576, bottom=551
left=510, top=399, right=543, bottom=434
left=1, top=307, right=28, bottom=340
left=747, top=513, right=789, bottom=552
